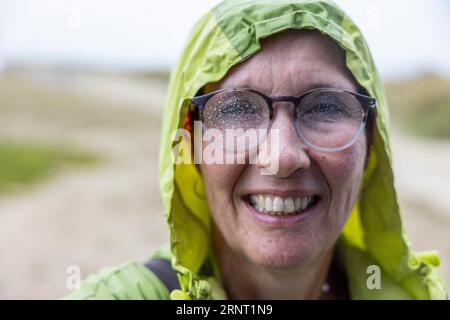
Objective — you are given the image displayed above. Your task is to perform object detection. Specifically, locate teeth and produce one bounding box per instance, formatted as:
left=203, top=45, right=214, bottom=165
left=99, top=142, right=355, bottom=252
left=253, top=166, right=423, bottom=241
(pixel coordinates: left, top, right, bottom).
left=284, top=198, right=294, bottom=213
left=248, top=194, right=315, bottom=215
left=273, top=197, right=283, bottom=213
left=301, top=197, right=308, bottom=210
left=264, top=197, right=273, bottom=212
left=249, top=195, right=258, bottom=206
left=294, top=198, right=301, bottom=211
left=258, top=195, right=264, bottom=212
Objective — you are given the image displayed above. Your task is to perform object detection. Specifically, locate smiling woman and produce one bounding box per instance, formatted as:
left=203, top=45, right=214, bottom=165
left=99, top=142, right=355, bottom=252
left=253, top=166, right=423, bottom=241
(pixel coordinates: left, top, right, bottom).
left=197, top=30, right=371, bottom=299
left=66, top=0, right=447, bottom=300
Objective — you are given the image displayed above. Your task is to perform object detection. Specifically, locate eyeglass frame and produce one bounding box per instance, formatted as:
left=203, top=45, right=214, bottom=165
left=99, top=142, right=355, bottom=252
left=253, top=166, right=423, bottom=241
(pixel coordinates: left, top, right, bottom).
left=191, top=87, right=376, bottom=153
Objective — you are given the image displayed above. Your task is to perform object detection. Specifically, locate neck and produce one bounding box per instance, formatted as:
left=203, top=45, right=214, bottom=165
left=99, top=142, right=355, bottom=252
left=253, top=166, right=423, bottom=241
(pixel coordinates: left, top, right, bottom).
left=213, top=228, right=334, bottom=300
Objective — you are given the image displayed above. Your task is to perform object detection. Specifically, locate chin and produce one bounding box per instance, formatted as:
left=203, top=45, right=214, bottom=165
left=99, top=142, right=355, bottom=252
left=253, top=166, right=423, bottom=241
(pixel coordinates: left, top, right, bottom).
left=246, top=236, right=323, bottom=271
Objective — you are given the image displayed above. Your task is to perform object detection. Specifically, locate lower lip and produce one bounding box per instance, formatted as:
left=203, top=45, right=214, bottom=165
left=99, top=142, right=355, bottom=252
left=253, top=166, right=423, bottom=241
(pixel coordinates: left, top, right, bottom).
left=244, top=200, right=316, bottom=227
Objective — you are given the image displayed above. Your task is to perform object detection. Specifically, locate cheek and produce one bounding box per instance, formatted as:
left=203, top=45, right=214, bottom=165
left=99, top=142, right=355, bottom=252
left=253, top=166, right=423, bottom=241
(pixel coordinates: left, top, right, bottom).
left=200, top=163, right=245, bottom=214
left=314, top=137, right=366, bottom=213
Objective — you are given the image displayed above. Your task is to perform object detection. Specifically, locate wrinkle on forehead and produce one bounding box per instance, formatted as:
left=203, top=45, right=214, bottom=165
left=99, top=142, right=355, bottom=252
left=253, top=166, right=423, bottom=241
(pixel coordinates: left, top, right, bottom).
left=213, top=29, right=358, bottom=95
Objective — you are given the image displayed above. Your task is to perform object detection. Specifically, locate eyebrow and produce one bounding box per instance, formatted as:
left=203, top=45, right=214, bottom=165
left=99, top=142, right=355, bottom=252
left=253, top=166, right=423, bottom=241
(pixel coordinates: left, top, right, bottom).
left=221, top=81, right=348, bottom=95
left=301, top=82, right=343, bottom=91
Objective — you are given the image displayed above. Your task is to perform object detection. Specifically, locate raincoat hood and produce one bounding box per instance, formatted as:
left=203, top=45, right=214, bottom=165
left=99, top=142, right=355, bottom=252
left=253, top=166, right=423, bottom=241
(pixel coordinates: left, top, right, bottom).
left=159, top=0, right=447, bottom=300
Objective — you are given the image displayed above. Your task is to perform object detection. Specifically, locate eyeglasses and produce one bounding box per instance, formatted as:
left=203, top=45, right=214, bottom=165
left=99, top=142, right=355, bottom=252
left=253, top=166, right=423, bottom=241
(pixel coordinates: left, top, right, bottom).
left=191, top=87, right=376, bottom=153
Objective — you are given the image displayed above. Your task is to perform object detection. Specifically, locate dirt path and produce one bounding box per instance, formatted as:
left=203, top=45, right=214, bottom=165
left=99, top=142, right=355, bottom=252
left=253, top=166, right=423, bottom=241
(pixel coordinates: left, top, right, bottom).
left=391, top=130, right=450, bottom=285
left=0, top=74, right=168, bottom=299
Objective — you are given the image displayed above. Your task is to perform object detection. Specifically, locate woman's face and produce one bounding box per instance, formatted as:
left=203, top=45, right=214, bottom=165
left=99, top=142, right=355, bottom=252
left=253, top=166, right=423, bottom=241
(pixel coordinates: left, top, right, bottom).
left=200, top=30, right=367, bottom=270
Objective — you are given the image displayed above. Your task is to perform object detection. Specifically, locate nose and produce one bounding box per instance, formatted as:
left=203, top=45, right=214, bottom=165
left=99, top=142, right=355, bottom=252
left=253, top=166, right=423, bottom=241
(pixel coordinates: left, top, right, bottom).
left=256, top=102, right=311, bottom=177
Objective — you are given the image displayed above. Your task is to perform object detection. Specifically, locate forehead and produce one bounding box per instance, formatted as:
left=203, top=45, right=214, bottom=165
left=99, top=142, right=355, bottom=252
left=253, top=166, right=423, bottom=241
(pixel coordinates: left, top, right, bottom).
left=216, top=29, right=357, bottom=94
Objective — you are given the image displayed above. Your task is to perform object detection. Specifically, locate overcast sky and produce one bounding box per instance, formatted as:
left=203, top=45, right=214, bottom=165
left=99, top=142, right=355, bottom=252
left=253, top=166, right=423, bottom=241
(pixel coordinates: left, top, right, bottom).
left=0, top=0, right=449, bottom=79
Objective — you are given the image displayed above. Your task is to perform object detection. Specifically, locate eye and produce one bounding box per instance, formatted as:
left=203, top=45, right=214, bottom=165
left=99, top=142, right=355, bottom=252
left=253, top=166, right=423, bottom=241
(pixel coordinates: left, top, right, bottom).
left=220, top=99, right=260, bottom=115
left=301, top=103, right=348, bottom=122
left=202, top=90, right=271, bottom=131
left=217, top=98, right=265, bottom=124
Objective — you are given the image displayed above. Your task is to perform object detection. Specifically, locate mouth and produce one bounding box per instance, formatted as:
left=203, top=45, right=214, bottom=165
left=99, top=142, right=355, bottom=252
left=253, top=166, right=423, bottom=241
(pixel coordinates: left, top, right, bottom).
left=243, top=193, right=320, bottom=226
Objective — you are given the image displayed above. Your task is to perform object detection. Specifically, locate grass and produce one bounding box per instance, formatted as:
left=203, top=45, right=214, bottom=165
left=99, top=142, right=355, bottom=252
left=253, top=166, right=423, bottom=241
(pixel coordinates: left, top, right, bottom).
left=0, top=140, right=99, bottom=194
left=0, top=71, right=162, bottom=196
left=385, top=73, right=450, bottom=138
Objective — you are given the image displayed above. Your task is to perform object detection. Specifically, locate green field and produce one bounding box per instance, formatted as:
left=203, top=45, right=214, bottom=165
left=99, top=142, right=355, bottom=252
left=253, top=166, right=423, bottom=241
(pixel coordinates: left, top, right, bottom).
left=0, top=71, right=163, bottom=195
left=0, top=140, right=99, bottom=193
left=385, top=74, right=450, bottom=138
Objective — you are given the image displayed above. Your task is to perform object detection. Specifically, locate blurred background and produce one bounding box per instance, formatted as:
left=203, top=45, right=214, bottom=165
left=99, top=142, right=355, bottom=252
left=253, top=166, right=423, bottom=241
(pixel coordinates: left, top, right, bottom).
left=0, top=0, right=449, bottom=299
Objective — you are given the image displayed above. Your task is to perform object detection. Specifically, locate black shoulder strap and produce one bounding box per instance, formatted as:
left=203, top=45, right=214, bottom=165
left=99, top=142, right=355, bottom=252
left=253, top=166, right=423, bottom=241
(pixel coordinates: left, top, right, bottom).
left=144, top=259, right=180, bottom=292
